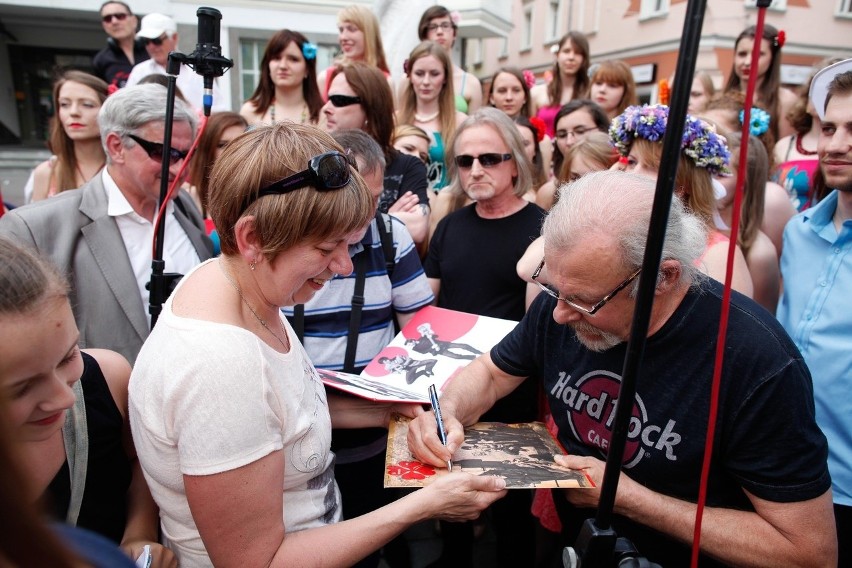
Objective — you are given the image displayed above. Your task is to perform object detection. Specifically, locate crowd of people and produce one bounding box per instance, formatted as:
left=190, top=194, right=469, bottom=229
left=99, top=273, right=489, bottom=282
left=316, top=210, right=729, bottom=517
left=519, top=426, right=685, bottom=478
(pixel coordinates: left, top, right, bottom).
left=0, top=2, right=850, bottom=567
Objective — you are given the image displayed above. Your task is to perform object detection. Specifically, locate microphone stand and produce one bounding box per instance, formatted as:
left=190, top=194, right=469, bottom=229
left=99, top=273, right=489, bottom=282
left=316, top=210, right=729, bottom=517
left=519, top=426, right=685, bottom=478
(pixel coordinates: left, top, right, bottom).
left=563, top=0, right=708, bottom=565
left=148, top=7, right=232, bottom=329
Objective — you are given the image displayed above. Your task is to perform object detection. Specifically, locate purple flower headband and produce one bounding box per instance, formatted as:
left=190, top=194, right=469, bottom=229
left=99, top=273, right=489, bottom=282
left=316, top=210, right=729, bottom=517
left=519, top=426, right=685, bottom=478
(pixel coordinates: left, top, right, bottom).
left=609, top=104, right=731, bottom=176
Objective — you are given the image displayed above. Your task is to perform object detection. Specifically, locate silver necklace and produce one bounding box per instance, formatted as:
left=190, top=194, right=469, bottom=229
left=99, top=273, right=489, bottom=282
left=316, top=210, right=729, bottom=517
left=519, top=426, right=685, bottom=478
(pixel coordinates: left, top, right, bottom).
left=218, top=260, right=289, bottom=351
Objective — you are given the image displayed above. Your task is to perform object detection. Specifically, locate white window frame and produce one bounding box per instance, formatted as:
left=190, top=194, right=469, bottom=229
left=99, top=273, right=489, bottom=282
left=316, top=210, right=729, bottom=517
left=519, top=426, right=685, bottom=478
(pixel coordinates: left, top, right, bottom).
left=521, top=5, right=534, bottom=51
left=837, top=0, right=852, bottom=18
left=239, top=38, right=265, bottom=103
left=547, top=0, right=562, bottom=42
left=745, top=0, right=787, bottom=11
left=639, top=0, right=669, bottom=20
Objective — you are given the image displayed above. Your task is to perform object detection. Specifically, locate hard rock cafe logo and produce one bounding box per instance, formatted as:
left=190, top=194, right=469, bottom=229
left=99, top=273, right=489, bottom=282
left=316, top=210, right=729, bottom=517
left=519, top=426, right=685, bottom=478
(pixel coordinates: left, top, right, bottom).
left=551, top=370, right=681, bottom=468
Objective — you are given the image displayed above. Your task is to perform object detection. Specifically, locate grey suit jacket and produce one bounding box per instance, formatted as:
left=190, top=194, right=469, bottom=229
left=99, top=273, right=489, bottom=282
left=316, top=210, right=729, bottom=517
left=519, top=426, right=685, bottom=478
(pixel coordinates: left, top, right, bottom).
left=0, top=174, right=213, bottom=364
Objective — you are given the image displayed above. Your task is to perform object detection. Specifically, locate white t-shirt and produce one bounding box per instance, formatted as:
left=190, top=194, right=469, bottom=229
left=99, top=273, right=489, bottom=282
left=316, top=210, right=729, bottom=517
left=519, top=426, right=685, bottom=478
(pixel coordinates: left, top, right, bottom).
left=129, top=260, right=341, bottom=567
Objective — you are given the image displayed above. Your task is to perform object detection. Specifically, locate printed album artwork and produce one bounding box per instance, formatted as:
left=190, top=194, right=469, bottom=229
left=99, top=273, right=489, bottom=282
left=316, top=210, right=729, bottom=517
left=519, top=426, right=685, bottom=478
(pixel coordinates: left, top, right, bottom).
left=384, top=415, right=595, bottom=489
left=318, top=306, right=518, bottom=403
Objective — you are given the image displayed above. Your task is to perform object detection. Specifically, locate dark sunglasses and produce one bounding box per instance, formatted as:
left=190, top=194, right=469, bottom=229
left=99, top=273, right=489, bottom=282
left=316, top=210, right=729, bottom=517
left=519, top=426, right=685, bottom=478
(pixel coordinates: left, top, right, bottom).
left=128, top=134, right=188, bottom=164
left=143, top=35, right=167, bottom=46
left=240, top=151, right=352, bottom=214
left=102, top=12, right=130, bottom=23
left=328, top=94, right=362, bottom=108
left=454, top=153, right=513, bottom=169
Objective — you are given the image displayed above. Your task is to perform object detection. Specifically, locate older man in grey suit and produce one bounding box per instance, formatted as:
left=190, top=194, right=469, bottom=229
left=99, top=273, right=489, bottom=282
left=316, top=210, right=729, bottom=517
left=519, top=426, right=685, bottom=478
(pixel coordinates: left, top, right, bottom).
left=0, top=84, right=212, bottom=363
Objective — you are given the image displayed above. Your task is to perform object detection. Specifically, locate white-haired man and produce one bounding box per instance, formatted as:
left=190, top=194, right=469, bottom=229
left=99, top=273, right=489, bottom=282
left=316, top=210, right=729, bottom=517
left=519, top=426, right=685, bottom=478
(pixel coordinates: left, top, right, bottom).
left=411, top=170, right=836, bottom=567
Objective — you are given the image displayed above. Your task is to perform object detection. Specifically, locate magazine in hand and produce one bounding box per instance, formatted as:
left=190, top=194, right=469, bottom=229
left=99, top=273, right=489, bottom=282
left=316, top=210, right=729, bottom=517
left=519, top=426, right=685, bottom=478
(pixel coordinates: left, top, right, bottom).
left=384, top=415, right=595, bottom=489
left=318, top=306, right=517, bottom=403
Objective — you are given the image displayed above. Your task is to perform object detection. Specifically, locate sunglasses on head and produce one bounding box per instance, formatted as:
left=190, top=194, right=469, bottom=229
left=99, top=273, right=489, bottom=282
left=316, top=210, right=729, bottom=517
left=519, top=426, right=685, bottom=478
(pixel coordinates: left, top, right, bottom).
left=143, top=35, right=167, bottom=46
left=102, top=12, right=129, bottom=23
left=454, top=153, right=513, bottom=169
left=128, top=134, right=188, bottom=165
left=328, top=94, right=362, bottom=108
left=239, top=151, right=352, bottom=214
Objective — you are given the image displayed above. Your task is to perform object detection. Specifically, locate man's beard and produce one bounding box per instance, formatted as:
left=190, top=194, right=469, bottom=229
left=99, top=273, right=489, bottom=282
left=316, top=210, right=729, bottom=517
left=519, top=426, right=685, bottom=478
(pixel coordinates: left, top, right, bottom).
left=570, top=321, right=624, bottom=352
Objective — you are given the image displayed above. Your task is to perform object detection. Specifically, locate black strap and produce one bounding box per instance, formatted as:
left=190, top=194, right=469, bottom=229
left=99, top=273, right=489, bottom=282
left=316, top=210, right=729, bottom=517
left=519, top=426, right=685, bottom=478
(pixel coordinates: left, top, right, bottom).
left=293, top=304, right=305, bottom=343
left=343, top=251, right=369, bottom=373
left=376, top=212, right=395, bottom=278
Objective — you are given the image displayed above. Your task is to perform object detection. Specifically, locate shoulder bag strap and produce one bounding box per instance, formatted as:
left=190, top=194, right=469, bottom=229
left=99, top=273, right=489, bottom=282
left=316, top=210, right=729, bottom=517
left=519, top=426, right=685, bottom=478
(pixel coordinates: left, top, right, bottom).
left=343, top=251, right=369, bottom=373
left=61, top=379, right=88, bottom=526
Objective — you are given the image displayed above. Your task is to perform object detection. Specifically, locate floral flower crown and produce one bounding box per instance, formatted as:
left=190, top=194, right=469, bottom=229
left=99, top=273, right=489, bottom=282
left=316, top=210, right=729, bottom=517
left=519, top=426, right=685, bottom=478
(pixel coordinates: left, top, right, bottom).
left=302, top=41, right=317, bottom=61
left=609, top=104, right=731, bottom=176
left=739, top=107, right=770, bottom=137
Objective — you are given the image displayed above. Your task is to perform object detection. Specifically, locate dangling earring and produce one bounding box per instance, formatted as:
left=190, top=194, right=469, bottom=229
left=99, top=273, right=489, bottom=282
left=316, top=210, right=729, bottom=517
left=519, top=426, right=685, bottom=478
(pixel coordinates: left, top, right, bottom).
left=250, top=259, right=256, bottom=271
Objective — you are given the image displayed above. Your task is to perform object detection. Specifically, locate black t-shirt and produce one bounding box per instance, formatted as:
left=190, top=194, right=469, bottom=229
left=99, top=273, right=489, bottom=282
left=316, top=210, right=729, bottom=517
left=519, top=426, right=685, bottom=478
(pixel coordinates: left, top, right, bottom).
left=92, top=40, right=150, bottom=90
left=425, top=201, right=545, bottom=423
left=491, top=279, right=831, bottom=566
left=380, top=152, right=428, bottom=214
left=425, top=201, right=544, bottom=322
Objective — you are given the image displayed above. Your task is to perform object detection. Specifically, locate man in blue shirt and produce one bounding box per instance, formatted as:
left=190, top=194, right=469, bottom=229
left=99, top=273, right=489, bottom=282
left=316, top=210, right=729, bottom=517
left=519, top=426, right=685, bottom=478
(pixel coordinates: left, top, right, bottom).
left=777, top=59, right=852, bottom=567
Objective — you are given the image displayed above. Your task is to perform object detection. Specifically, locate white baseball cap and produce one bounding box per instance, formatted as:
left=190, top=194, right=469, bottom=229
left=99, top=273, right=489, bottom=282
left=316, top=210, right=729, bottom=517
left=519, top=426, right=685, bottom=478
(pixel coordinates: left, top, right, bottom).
left=809, top=57, right=852, bottom=121
left=136, top=13, right=177, bottom=39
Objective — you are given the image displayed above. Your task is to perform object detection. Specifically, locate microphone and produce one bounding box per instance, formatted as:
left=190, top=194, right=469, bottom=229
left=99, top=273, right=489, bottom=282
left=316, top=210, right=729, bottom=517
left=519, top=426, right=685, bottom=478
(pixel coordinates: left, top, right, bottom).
left=188, top=7, right=233, bottom=115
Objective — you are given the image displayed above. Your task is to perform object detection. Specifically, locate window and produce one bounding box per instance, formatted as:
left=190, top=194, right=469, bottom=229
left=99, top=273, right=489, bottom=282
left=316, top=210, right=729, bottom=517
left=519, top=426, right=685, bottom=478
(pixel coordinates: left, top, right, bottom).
left=473, top=38, right=483, bottom=66
left=522, top=5, right=534, bottom=50
left=239, top=39, right=265, bottom=103
left=548, top=0, right=562, bottom=41
left=745, top=0, right=787, bottom=10
left=499, top=37, right=509, bottom=59
left=639, top=0, right=669, bottom=19
left=838, top=0, right=852, bottom=17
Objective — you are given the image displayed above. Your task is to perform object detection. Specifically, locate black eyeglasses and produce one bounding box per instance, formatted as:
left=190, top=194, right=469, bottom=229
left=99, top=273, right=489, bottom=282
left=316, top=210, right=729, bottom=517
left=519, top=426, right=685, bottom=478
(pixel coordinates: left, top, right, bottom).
left=532, top=259, right=641, bottom=316
left=102, top=12, right=129, bottom=23
left=127, top=134, right=188, bottom=164
left=454, top=153, right=513, bottom=169
left=240, top=151, right=352, bottom=214
left=427, top=22, right=454, bottom=31
left=143, top=35, right=167, bottom=46
left=328, top=94, right=362, bottom=108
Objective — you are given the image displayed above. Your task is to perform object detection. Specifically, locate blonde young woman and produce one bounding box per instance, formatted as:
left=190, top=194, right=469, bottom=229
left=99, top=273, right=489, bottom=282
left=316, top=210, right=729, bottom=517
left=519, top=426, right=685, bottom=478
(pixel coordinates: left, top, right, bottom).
left=240, top=29, right=323, bottom=126
left=397, top=41, right=467, bottom=195
left=28, top=71, right=108, bottom=202
left=530, top=31, right=591, bottom=137
left=317, top=5, right=392, bottom=99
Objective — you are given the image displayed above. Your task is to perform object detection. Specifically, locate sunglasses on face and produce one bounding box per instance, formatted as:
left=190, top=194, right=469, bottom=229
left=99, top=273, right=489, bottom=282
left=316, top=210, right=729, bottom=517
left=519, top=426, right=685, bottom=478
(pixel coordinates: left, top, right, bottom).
left=128, top=134, right=188, bottom=165
left=239, top=151, right=352, bottom=214
left=454, top=153, right=513, bottom=169
left=143, top=35, right=167, bottom=47
left=328, top=94, right=362, bottom=108
left=102, top=12, right=129, bottom=23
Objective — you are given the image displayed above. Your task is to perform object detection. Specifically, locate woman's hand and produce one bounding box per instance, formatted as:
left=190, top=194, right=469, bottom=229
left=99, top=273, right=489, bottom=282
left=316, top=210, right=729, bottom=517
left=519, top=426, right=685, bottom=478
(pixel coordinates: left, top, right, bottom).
left=420, top=472, right=507, bottom=521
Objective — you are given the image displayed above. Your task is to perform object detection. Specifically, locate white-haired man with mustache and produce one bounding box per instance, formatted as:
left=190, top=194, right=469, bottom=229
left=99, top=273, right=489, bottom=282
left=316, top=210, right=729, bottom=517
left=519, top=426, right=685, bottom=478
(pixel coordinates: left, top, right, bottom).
left=777, top=59, right=852, bottom=567
left=409, top=169, right=836, bottom=567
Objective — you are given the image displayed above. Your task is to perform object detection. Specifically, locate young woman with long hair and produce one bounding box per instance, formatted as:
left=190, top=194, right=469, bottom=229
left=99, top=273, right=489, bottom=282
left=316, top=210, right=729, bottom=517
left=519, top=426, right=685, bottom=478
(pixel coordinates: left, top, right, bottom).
left=723, top=23, right=796, bottom=140
left=488, top=67, right=532, bottom=119
left=317, top=5, right=391, bottom=99
left=323, top=62, right=430, bottom=246
left=240, top=29, right=323, bottom=126
left=530, top=31, right=591, bottom=137
left=28, top=71, right=108, bottom=202
left=397, top=41, right=467, bottom=194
